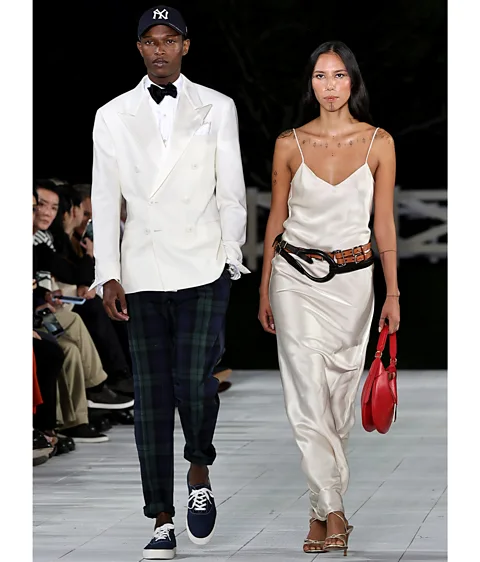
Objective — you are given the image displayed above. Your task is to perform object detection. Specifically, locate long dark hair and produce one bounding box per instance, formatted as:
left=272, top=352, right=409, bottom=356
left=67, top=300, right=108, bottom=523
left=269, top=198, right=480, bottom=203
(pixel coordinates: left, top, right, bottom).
left=303, top=40, right=373, bottom=124
left=50, top=184, right=83, bottom=255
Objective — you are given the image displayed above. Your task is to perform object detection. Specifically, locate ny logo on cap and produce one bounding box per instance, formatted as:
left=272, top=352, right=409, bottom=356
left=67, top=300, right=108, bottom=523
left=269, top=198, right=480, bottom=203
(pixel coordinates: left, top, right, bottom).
left=153, top=8, right=169, bottom=20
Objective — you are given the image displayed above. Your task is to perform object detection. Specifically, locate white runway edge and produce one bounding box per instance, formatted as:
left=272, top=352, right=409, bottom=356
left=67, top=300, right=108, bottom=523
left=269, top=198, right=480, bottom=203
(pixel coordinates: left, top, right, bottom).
left=33, top=370, right=447, bottom=562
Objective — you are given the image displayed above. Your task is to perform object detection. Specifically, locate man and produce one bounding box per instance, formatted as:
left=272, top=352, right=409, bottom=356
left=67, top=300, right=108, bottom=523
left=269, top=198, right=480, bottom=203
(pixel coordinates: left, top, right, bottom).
left=72, top=183, right=93, bottom=241
left=72, top=183, right=135, bottom=392
left=90, top=6, right=248, bottom=560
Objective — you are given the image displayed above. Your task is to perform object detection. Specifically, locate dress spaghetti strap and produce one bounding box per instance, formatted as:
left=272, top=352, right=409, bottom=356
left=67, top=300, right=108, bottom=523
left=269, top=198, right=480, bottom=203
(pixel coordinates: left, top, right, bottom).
left=366, top=127, right=379, bottom=162
left=293, top=129, right=305, bottom=163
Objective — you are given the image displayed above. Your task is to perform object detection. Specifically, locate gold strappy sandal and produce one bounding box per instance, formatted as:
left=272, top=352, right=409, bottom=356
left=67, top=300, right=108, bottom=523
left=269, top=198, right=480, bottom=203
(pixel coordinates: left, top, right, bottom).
left=323, top=512, right=354, bottom=556
left=303, top=518, right=327, bottom=554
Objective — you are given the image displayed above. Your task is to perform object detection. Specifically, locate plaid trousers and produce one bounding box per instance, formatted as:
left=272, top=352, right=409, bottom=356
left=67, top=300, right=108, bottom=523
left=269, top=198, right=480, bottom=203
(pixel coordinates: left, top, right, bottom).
left=126, top=268, right=231, bottom=518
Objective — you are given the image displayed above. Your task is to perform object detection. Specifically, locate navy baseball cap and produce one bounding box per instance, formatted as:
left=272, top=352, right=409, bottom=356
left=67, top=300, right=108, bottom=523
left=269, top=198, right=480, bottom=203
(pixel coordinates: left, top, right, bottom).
left=138, top=6, right=188, bottom=39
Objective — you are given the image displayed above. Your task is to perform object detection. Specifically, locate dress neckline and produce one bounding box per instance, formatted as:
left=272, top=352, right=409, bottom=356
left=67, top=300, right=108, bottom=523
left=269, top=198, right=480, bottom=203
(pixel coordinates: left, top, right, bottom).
left=291, top=161, right=373, bottom=188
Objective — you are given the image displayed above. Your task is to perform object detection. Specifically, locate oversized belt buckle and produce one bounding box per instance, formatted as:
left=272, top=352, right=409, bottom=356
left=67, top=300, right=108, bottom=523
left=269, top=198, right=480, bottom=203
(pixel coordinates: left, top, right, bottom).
left=309, top=249, right=337, bottom=282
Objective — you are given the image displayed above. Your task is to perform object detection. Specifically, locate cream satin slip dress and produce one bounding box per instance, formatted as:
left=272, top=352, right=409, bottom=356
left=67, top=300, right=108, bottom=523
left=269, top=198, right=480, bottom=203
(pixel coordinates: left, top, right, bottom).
left=269, top=127, right=378, bottom=520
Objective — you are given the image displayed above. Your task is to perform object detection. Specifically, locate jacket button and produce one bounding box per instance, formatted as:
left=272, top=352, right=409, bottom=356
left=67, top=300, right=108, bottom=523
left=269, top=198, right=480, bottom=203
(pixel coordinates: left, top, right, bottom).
left=182, top=196, right=190, bottom=204
left=145, top=229, right=150, bottom=234
left=186, top=226, right=193, bottom=232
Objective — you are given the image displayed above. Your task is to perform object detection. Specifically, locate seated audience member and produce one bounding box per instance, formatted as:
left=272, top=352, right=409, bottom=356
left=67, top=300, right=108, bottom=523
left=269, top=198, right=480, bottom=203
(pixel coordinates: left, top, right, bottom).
left=32, top=348, right=53, bottom=466
left=72, top=184, right=133, bottom=376
left=72, top=183, right=92, bottom=242
left=34, top=180, right=134, bottom=397
left=33, top=187, right=133, bottom=441
left=33, top=348, right=42, bottom=414
left=33, top=331, right=75, bottom=457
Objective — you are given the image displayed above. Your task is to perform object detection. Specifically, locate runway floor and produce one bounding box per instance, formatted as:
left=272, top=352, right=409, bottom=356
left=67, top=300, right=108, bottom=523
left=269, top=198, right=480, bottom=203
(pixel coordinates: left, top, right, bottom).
left=33, top=370, right=447, bottom=562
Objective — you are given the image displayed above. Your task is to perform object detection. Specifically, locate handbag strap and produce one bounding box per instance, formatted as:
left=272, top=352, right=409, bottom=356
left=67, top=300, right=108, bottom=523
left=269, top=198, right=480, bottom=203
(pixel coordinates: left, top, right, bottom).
left=375, top=325, right=397, bottom=365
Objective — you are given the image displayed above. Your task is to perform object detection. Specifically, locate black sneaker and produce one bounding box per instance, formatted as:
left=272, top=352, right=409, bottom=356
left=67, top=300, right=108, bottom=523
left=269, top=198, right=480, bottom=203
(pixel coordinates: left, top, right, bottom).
left=143, top=523, right=176, bottom=560
left=89, top=416, right=113, bottom=433
left=54, top=438, right=71, bottom=455
left=60, top=435, right=76, bottom=451
left=109, top=376, right=134, bottom=397
left=110, top=409, right=134, bottom=425
left=86, top=386, right=134, bottom=410
left=59, top=424, right=109, bottom=443
left=186, top=472, right=216, bottom=545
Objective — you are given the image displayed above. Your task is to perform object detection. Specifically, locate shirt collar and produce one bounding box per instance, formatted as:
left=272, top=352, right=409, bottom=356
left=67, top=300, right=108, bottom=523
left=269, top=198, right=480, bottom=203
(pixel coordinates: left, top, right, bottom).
left=144, top=74, right=183, bottom=94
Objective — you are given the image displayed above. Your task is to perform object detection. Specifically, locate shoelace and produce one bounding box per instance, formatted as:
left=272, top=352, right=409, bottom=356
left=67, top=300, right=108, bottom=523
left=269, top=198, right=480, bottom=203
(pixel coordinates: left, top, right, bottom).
left=188, top=487, right=214, bottom=512
left=153, top=524, right=174, bottom=542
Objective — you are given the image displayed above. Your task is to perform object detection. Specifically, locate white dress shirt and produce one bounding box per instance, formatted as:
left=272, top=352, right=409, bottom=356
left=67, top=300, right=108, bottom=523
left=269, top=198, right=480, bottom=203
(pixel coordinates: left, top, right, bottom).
left=144, top=75, right=183, bottom=146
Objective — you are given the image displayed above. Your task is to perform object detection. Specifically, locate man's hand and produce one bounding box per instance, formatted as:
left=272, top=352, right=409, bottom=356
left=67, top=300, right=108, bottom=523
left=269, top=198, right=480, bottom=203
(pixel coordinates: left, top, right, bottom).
left=33, top=279, right=37, bottom=290
left=77, top=286, right=96, bottom=300
left=33, top=330, right=41, bottom=340
left=103, top=280, right=129, bottom=321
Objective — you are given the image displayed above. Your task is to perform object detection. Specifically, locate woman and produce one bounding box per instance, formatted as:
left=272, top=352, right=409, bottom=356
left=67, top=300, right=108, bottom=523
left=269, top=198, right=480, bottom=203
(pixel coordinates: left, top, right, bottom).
left=258, top=41, right=400, bottom=555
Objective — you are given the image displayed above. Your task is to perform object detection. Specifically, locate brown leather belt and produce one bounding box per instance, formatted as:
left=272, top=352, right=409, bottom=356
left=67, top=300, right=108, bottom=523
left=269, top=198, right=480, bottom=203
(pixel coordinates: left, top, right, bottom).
left=293, top=242, right=372, bottom=265
left=273, top=234, right=374, bottom=283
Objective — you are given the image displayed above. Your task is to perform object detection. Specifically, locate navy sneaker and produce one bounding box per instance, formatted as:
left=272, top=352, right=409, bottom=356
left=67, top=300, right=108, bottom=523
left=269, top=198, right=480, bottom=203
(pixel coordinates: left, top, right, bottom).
left=143, top=523, right=176, bottom=560
left=186, top=474, right=216, bottom=545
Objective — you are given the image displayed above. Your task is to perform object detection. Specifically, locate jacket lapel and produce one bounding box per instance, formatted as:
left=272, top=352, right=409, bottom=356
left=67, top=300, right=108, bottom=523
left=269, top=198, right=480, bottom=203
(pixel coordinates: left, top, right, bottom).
left=118, top=78, right=166, bottom=194
left=152, top=77, right=212, bottom=196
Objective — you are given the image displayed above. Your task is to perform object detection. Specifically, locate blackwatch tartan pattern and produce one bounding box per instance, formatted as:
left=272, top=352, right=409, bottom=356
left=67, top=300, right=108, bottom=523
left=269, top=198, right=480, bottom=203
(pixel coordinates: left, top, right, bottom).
left=126, top=268, right=231, bottom=518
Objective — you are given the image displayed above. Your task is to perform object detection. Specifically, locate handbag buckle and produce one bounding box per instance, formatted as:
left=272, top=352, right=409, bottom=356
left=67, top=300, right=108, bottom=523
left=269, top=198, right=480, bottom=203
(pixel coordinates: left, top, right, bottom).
left=375, top=351, right=382, bottom=358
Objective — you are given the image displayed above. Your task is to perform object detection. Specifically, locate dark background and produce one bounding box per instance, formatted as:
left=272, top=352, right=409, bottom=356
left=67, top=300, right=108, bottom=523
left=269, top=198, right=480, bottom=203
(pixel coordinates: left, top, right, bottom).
left=34, top=0, right=447, bottom=369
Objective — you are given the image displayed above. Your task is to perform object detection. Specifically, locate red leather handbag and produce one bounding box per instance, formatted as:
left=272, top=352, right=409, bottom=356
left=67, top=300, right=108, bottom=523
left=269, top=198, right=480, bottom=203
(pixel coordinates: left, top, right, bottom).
left=361, top=325, right=398, bottom=434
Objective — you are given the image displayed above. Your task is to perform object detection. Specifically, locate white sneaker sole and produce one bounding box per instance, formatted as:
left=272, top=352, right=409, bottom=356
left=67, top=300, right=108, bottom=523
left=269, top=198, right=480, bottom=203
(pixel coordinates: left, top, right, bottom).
left=68, top=435, right=109, bottom=444
left=142, top=547, right=176, bottom=560
left=186, top=519, right=216, bottom=545
left=87, top=399, right=134, bottom=410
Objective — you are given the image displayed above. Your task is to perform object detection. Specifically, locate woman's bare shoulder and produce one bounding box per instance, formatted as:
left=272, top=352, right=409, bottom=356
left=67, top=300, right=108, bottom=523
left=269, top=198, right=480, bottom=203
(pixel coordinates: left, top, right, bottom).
left=374, top=127, right=394, bottom=146
left=275, top=129, right=297, bottom=154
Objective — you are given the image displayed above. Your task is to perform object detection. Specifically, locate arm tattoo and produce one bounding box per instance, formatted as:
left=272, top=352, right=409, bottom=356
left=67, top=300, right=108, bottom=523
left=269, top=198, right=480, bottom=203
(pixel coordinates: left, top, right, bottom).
left=272, top=170, right=278, bottom=186
left=277, top=129, right=293, bottom=139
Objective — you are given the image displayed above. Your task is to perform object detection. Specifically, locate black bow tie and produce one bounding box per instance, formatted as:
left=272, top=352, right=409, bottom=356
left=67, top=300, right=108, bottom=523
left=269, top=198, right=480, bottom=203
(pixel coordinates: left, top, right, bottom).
left=148, top=82, right=178, bottom=104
